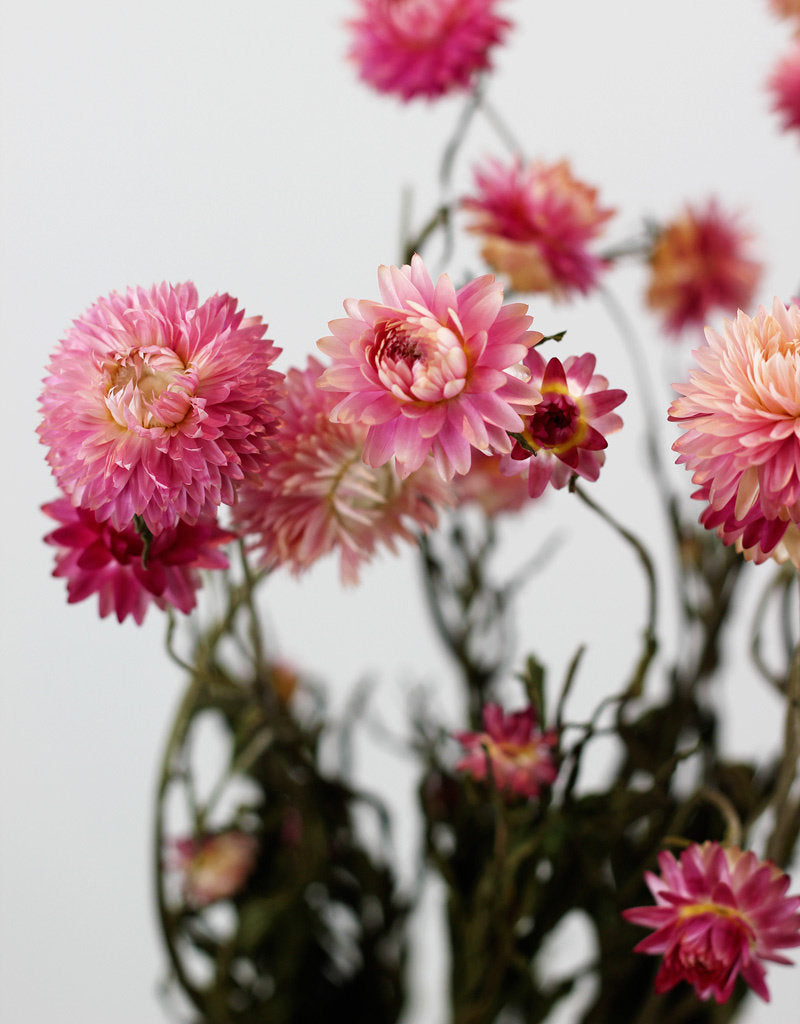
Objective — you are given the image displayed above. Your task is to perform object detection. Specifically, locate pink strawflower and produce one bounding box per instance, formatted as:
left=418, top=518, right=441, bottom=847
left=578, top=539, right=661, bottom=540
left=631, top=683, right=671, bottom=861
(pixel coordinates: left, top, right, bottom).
left=462, top=157, right=615, bottom=299
left=768, top=43, right=800, bottom=135
left=670, top=299, right=800, bottom=567
left=500, top=349, right=626, bottom=498
left=234, top=357, right=450, bottom=584
left=317, top=254, right=542, bottom=482
left=42, top=496, right=232, bottom=624
left=171, top=831, right=259, bottom=909
left=347, top=0, right=511, bottom=102
left=646, top=200, right=761, bottom=336
left=450, top=449, right=534, bottom=516
left=455, top=704, right=558, bottom=799
left=38, top=283, right=283, bottom=536
left=623, top=842, right=800, bottom=1003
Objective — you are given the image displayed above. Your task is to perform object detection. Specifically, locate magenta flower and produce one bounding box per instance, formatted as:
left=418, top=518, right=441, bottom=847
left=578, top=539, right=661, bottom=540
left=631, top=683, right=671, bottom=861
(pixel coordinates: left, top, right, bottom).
left=501, top=349, right=626, bottom=498
left=623, top=842, right=800, bottom=1003
left=171, top=831, right=259, bottom=909
left=670, top=299, right=800, bottom=567
left=455, top=704, right=558, bottom=799
left=234, top=357, right=450, bottom=584
left=42, top=496, right=232, bottom=624
left=462, top=157, right=615, bottom=299
left=646, top=200, right=761, bottom=336
left=768, top=43, right=800, bottom=136
left=38, top=282, right=283, bottom=536
left=317, top=254, right=542, bottom=481
left=347, top=0, right=511, bottom=102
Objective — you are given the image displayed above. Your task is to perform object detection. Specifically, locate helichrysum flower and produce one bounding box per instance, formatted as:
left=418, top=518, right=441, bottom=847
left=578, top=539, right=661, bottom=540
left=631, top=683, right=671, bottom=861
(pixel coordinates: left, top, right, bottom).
left=768, top=43, right=800, bottom=136
left=347, top=0, right=511, bottom=102
left=462, top=157, right=615, bottom=299
left=501, top=349, right=626, bottom=498
left=670, top=299, right=800, bottom=567
left=623, top=842, right=800, bottom=1003
left=454, top=703, right=558, bottom=799
left=42, top=496, right=232, bottom=624
left=450, top=450, right=534, bottom=517
left=317, top=254, right=542, bottom=481
left=172, top=831, right=259, bottom=909
left=38, top=282, right=283, bottom=536
left=234, top=357, right=450, bottom=584
left=646, top=200, right=761, bottom=336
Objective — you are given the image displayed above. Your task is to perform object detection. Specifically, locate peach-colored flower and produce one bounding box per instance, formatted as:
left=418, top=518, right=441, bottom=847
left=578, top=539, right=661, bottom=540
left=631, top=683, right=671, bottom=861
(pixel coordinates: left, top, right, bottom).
left=317, top=254, right=542, bottom=481
left=768, top=43, right=800, bottom=135
left=454, top=704, right=558, bottom=799
left=501, top=349, right=626, bottom=498
left=670, top=299, right=800, bottom=567
left=172, top=831, right=259, bottom=909
left=234, top=357, right=450, bottom=584
left=646, top=200, right=761, bottom=336
left=624, top=842, right=800, bottom=1003
left=768, top=0, right=800, bottom=32
left=462, top=157, right=615, bottom=299
left=347, top=0, right=511, bottom=102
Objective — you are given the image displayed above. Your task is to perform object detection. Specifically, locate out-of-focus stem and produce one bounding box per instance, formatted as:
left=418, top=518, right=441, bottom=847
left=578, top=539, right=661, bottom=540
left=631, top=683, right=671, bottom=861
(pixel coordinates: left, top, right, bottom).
left=766, top=640, right=800, bottom=864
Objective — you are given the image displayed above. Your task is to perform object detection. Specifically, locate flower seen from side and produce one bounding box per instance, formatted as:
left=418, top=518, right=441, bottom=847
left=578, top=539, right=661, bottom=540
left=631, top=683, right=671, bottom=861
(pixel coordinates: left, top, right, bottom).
left=768, top=43, right=800, bottom=136
left=234, top=357, right=450, bottom=584
left=623, top=841, right=800, bottom=1003
left=454, top=703, right=558, bottom=799
left=450, top=449, right=535, bottom=516
left=501, top=349, right=626, bottom=498
left=42, top=497, right=232, bottom=624
left=171, top=831, right=259, bottom=909
left=462, top=157, right=615, bottom=299
left=38, top=283, right=283, bottom=536
left=670, top=299, right=800, bottom=567
left=347, top=0, right=511, bottom=102
left=646, top=200, right=761, bottom=335
left=317, top=254, right=542, bottom=481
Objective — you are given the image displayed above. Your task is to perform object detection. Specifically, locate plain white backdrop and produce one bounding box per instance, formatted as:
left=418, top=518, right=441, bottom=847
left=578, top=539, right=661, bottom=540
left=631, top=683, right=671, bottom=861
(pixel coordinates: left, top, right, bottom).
left=2, top=1, right=800, bottom=1021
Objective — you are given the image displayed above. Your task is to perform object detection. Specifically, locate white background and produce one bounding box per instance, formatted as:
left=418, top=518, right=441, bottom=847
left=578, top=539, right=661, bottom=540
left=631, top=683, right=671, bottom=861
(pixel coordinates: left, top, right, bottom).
left=2, top=1, right=800, bottom=1021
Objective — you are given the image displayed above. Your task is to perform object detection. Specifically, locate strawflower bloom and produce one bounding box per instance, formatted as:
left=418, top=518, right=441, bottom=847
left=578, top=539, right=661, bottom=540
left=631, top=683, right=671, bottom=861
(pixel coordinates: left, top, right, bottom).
left=646, top=200, right=761, bottom=335
left=172, top=831, right=259, bottom=909
left=455, top=703, right=558, bottom=799
left=317, top=254, right=542, bottom=481
left=38, top=282, right=283, bottom=536
left=462, top=157, right=615, bottom=298
left=234, top=357, right=450, bottom=584
left=768, top=43, right=800, bottom=136
left=450, top=449, right=534, bottom=516
left=42, top=496, right=232, bottom=624
left=347, top=0, right=511, bottom=102
left=670, top=299, right=800, bottom=568
left=623, top=842, right=800, bottom=1003
left=501, top=349, right=626, bottom=498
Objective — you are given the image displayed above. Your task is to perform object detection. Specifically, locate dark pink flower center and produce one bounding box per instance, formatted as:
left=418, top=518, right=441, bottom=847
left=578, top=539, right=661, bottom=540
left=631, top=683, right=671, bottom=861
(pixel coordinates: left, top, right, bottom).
left=528, top=391, right=583, bottom=450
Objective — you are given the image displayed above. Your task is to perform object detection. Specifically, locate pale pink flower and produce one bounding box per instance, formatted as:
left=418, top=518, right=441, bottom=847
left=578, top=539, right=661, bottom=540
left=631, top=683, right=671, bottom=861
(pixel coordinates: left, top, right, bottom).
left=646, top=200, right=761, bottom=335
left=38, top=283, right=283, bottom=536
left=42, top=496, right=232, bottom=624
left=347, top=0, right=511, bottom=102
left=450, top=449, right=534, bottom=516
left=455, top=704, right=558, bottom=799
left=172, top=831, right=259, bottom=909
left=317, top=254, right=542, bottom=481
left=768, top=43, right=800, bottom=135
left=500, top=349, right=626, bottom=498
left=234, top=357, right=450, bottom=584
left=670, top=299, right=800, bottom=565
left=462, top=157, right=615, bottom=299
left=623, top=842, right=800, bottom=1003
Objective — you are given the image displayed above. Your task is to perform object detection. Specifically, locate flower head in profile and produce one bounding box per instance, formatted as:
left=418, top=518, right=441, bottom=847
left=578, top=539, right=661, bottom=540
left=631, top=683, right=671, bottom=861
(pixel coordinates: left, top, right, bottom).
left=450, top=450, right=534, bottom=517
left=670, top=299, right=800, bottom=567
left=501, top=349, right=626, bottom=498
left=455, top=704, right=558, bottom=799
left=623, top=842, right=800, bottom=1003
left=38, top=283, right=283, bottom=536
left=462, top=157, right=615, bottom=299
left=768, top=43, right=800, bottom=136
left=317, top=254, right=542, bottom=481
left=646, top=200, right=761, bottom=335
left=347, top=0, right=511, bottom=102
left=234, top=357, right=450, bottom=584
left=42, top=496, right=232, bottom=624
left=171, top=831, right=259, bottom=909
